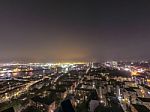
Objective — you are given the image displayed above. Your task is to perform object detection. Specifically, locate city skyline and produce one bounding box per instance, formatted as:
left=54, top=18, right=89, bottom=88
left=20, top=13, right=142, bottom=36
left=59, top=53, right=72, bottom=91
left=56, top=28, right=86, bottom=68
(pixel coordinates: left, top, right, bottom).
left=0, top=0, right=150, bottom=62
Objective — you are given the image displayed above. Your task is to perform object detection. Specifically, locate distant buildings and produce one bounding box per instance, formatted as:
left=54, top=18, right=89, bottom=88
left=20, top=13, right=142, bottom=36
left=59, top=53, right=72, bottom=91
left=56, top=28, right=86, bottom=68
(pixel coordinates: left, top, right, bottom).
left=0, top=62, right=150, bottom=112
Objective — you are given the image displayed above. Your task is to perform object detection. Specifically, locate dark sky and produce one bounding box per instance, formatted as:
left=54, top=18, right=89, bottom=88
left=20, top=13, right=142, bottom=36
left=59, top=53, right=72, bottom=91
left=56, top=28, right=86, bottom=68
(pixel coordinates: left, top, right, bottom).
left=0, top=0, right=150, bottom=62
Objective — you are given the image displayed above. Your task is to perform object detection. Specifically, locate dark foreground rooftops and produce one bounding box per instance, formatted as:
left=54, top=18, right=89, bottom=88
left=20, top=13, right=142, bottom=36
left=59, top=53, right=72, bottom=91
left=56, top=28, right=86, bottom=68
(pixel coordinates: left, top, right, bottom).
left=21, top=106, right=41, bottom=112
left=132, top=104, right=150, bottom=112
left=1, top=107, right=15, bottom=112
left=141, top=84, right=150, bottom=90
left=31, top=96, right=54, bottom=105
left=138, top=97, right=150, bottom=102
left=47, top=88, right=66, bottom=93
left=125, top=88, right=136, bottom=92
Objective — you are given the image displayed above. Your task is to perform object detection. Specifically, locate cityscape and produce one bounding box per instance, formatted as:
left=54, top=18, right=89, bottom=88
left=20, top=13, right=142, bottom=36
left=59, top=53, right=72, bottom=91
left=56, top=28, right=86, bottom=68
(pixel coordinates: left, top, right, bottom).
left=0, top=61, right=150, bottom=112
left=0, top=0, right=150, bottom=112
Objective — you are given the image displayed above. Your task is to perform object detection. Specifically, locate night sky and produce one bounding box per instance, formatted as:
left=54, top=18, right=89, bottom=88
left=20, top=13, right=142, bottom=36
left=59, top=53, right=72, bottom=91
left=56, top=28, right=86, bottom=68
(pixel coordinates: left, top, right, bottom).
left=0, top=0, right=150, bottom=62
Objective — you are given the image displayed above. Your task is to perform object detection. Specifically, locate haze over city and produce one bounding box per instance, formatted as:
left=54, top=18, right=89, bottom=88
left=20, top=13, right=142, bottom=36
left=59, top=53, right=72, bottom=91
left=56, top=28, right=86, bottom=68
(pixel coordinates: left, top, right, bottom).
left=0, top=0, right=150, bottom=62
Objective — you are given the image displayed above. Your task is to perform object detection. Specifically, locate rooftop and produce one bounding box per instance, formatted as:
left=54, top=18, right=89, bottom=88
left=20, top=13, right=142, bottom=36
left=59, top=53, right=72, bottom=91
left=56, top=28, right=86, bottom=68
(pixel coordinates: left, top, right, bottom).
left=141, top=84, right=150, bottom=90
left=138, top=97, right=150, bottom=102
left=132, top=104, right=150, bottom=112
left=21, top=106, right=41, bottom=112
left=125, top=88, right=136, bottom=92
left=1, top=107, right=15, bottom=112
left=31, top=95, right=54, bottom=105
